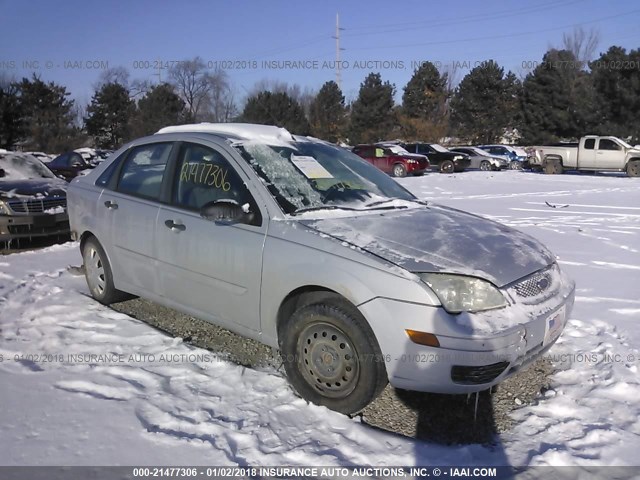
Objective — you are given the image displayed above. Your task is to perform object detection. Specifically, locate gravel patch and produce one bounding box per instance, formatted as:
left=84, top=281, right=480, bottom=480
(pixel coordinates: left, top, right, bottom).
left=111, top=297, right=555, bottom=445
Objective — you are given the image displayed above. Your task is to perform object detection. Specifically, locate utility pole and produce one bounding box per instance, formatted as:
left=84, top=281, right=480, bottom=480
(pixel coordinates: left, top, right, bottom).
left=332, top=13, right=345, bottom=90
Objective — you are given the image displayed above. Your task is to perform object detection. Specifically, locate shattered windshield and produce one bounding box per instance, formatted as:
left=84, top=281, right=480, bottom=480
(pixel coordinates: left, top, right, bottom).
left=233, top=139, right=417, bottom=214
left=0, top=153, right=56, bottom=180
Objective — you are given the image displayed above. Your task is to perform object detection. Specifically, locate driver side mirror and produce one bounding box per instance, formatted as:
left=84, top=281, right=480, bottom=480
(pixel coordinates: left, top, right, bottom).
left=200, top=200, right=247, bottom=225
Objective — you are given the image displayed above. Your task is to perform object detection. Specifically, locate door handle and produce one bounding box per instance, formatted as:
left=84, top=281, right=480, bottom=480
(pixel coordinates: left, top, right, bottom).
left=164, top=219, right=186, bottom=232
left=104, top=200, right=118, bottom=209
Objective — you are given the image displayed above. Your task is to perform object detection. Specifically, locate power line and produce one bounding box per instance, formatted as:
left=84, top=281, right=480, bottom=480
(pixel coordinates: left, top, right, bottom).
left=342, top=0, right=585, bottom=34
left=346, top=8, right=640, bottom=52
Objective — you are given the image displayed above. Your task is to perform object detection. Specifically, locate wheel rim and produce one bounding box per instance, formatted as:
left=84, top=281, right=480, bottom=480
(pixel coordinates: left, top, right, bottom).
left=393, top=165, right=405, bottom=177
left=480, top=161, right=490, bottom=171
left=510, top=161, right=519, bottom=170
left=442, top=161, right=454, bottom=173
left=297, top=322, right=360, bottom=398
left=85, top=246, right=106, bottom=296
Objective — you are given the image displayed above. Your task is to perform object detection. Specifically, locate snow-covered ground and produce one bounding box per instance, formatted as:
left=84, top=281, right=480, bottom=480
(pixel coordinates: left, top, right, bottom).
left=1, top=170, right=639, bottom=467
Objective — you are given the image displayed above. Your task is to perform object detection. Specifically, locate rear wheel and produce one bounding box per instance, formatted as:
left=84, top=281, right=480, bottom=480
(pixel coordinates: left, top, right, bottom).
left=440, top=160, right=455, bottom=174
left=480, top=160, right=492, bottom=171
left=279, top=298, right=388, bottom=415
left=544, top=158, right=563, bottom=175
left=392, top=163, right=407, bottom=177
left=82, top=237, right=130, bottom=305
left=627, top=160, right=640, bottom=177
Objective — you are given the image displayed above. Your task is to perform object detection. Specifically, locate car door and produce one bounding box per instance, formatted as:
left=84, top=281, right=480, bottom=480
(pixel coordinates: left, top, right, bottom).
left=577, top=138, right=597, bottom=168
left=98, top=141, right=175, bottom=296
left=154, top=141, right=267, bottom=332
left=596, top=138, right=626, bottom=169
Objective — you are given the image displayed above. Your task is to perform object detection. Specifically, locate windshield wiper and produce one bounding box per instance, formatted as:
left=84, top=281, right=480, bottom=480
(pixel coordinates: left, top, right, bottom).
left=291, top=205, right=360, bottom=215
left=365, top=198, right=428, bottom=208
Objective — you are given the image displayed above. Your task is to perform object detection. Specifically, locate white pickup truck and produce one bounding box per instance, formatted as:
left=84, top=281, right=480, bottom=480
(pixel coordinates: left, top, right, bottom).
left=532, top=136, right=640, bottom=177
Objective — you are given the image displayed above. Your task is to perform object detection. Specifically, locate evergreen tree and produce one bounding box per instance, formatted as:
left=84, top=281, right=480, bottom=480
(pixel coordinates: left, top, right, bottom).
left=85, top=82, right=136, bottom=149
left=131, top=83, right=185, bottom=137
left=450, top=61, right=520, bottom=144
left=349, top=73, right=395, bottom=144
left=241, top=91, right=310, bottom=135
left=308, top=81, right=346, bottom=143
left=14, top=75, right=78, bottom=152
left=520, top=49, right=598, bottom=144
left=402, top=61, right=448, bottom=121
left=590, top=46, right=640, bottom=142
left=0, top=82, right=23, bottom=149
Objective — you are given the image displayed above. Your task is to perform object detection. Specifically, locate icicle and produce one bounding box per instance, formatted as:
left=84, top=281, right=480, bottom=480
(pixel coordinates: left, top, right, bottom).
left=466, top=393, right=471, bottom=404
left=474, top=391, right=480, bottom=423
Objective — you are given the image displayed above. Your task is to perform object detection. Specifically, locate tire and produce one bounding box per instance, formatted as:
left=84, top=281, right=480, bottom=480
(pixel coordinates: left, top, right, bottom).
left=509, top=160, right=521, bottom=170
left=279, top=299, right=388, bottom=415
left=440, top=160, right=455, bottom=174
left=544, top=158, right=562, bottom=175
left=392, top=163, right=407, bottom=177
left=82, top=237, right=130, bottom=305
left=480, top=160, right=492, bottom=171
left=627, top=160, right=640, bottom=177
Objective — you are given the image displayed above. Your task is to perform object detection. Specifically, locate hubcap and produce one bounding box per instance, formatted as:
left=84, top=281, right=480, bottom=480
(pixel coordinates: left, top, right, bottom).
left=298, top=322, right=359, bottom=398
left=85, top=247, right=106, bottom=296
left=442, top=162, right=453, bottom=173
left=394, top=165, right=404, bottom=176
left=481, top=162, right=490, bottom=171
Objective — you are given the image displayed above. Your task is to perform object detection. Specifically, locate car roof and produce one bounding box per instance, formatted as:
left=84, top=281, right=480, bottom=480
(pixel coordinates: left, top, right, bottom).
left=156, top=123, right=296, bottom=144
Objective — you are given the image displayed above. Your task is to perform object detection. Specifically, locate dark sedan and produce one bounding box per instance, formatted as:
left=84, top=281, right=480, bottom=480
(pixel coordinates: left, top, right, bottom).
left=48, top=151, right=94, bottom=181
left=0, top=153, right=70, bottom=245
left=402, top=143, right=471, bottom=173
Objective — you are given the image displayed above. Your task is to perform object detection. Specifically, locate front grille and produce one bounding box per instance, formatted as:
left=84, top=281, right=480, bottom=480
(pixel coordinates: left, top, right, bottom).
left=7, top=220, right=69, bottom=236
left=451, top=361, right=510, bottom=385
left=511, top=264, right=559, bottom=304
left=7, top=197, right=66, bottom=214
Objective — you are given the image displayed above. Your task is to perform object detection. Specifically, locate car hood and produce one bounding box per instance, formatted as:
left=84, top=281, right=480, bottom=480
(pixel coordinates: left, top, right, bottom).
left=299, top=205, right=555, bottom=287
left=403, top=153, right=429, bottom=161
left=0, top=178, right=67, bottom=200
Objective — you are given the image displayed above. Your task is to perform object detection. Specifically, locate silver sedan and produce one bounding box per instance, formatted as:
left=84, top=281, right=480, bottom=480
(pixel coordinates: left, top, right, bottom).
left=68, top=123, right=575, bottom=414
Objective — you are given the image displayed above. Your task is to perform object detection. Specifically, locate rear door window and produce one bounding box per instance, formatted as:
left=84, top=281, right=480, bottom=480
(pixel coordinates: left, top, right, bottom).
left=116, top=143, right=173, bottom=200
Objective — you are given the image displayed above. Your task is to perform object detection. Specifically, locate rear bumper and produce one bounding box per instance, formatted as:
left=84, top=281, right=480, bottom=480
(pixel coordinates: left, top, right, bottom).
left=0, top=213, right=70, bottom=241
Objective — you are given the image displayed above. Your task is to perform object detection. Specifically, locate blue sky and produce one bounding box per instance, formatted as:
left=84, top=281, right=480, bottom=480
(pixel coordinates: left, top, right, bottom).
left=1, top=0, right=639, bottom=107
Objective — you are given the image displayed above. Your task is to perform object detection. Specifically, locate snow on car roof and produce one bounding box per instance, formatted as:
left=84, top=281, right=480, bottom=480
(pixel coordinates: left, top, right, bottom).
left=156, top=123, right=295, bottom=144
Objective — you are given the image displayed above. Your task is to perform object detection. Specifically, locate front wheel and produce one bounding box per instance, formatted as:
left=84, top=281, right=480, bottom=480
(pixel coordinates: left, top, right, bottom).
left=480, top=160, right=492, bottom=171
left=509, top=160, right=522, bottom=170
left=627, top=160, right=640, bottom=177
left=392, top=163, right=407, bottom=177
left=279, top=300, right=388, bottom=415
left=440, top=160, right=455, bottom=174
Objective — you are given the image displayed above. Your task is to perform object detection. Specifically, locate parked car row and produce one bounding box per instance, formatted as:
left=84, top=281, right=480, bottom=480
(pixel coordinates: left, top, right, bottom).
left=351, top=141, right=521, bottom=176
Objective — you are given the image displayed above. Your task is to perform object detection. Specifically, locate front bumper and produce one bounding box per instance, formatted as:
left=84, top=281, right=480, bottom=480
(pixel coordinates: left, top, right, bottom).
left=358, top=274, right=576, bottom=394
left=453, top=158, right=471, bottom=170
left=0, top=212, right=70, bottom=242
left=406, top=161, right=430, bottom=174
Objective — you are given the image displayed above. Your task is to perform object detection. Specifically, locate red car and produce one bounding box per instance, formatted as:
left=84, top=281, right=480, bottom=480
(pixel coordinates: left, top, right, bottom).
left=352, top=144, right=429, bottom=177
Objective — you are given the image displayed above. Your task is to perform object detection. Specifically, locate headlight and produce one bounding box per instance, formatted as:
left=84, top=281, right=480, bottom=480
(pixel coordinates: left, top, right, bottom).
left=419, top=273, right=507, bottom=313
left=0, top=200, right=10, bottom=215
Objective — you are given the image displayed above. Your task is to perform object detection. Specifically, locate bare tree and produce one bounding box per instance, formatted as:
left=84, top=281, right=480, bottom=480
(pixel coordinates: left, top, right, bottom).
left=94, top=66, right=130, bottom=89
left=169, top=57, right=235, bottom=122
left=562, top=26, right=601, bottom=68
